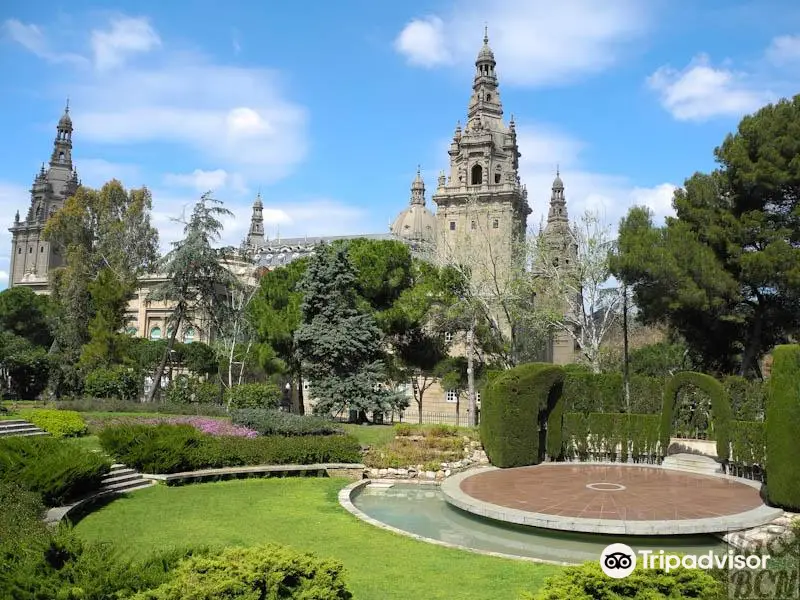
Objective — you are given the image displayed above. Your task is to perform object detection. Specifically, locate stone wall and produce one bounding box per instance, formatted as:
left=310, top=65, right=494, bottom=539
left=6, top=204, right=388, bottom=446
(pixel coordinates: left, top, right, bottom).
left=365, top=440, right=488, bottom=481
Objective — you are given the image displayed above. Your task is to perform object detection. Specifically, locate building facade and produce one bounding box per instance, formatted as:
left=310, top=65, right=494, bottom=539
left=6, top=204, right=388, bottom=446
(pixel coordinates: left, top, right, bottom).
left=9, top=32, right=582, bottom=420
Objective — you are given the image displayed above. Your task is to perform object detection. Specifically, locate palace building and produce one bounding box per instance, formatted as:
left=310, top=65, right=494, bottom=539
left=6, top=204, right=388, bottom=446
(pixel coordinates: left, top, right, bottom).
left=9, top=31, right=579, bottom=421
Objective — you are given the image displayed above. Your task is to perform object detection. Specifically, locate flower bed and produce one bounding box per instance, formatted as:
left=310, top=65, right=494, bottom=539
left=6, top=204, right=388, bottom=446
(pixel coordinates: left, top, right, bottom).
left=87, top=415, right=257, bottom=438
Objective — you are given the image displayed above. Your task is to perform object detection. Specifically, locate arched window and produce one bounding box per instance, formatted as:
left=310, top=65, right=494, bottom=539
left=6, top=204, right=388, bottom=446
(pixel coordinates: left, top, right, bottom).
left=126, top=327, right=137, bottom=336
left=183, top=328, right=195, bottom=344
left=471, top=164, right=483, bottom=185
left=149, top=326, right=162, bottom=340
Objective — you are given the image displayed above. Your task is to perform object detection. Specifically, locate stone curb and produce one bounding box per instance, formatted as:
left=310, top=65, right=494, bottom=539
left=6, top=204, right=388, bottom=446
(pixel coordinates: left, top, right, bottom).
left=337, top=478, right=575, bottom=566
left=440, top=464, right=783, bottom=536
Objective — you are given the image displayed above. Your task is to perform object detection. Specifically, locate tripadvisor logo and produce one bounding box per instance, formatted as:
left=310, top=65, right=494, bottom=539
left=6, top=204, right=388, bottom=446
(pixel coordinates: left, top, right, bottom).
left=600, top=543, right=770, bottom=578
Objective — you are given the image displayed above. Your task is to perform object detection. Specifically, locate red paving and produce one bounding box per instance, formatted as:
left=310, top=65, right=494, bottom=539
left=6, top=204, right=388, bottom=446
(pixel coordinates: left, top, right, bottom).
left=459, top=465, right=764, bottom=521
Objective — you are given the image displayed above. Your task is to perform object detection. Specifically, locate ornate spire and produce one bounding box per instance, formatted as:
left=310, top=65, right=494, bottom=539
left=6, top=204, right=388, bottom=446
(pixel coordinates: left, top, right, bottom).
left=410, top=166, right=425, bottom=206
left=547, top=168, right=568, bottom=224
left=246, top=190, right=265, bottom=247
left=468, top=27, right=502, bottom=124
left=50, top=100, right=74, bottom=169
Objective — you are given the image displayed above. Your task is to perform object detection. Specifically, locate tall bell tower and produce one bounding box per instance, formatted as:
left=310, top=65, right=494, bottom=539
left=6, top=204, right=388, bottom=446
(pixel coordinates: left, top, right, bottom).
left=9, top=102, right=80, bottom=292
left=432, top=28, right=531, bottom=309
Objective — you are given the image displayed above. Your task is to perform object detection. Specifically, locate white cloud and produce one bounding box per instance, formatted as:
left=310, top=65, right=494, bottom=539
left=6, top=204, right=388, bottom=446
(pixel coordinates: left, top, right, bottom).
left=6, top=15, right=308, bottom=183
left=1, top=19, right=86, bottom=65
left=91, top=16, right=161, bottom=70
left=394, top=16, right=451, bottom=67
left=515, top=124, right=677, bottom=232
left=766, top=34, right=800, bottom=65
left=647, top=54, right=775, bottom=121
left=163, top=169, right=248, bottom=194
left=394, top=0, right=650, bottom=87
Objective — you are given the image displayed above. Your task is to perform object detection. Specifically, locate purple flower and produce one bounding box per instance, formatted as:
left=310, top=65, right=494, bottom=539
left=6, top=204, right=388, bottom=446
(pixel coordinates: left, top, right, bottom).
left=96, top=415, right=258, bottom=438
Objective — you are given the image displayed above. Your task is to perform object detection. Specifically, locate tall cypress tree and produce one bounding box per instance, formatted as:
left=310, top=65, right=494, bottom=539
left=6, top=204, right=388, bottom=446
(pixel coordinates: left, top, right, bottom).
left=294, top=244, right=395, bottom=418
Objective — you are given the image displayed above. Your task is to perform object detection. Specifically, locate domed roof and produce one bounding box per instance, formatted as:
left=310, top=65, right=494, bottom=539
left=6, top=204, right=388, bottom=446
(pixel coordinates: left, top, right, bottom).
left=476, top=27, right=495, bottom=63
left=391, top=168, right=436, bottom=244
left=58, top=102, right=72, bottom=129
left=552, top=167, right=564, bottom=190
left=391, top=204, right=437, bottom=244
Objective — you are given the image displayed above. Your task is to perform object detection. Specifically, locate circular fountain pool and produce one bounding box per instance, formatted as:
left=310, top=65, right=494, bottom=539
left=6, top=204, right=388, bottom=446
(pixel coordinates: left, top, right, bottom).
left=345, top=481, right=728, bottom=564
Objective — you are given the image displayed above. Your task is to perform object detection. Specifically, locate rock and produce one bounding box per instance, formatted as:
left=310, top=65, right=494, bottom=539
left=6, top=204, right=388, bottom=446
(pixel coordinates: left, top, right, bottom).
left=397, top=468, right=408, bottom=477
left=388, top=468, right=397, bottom=476
left=436, top=470, right=445, bottom=480
left=378, top=469, right=388, bottom=477
left=425, top=471, right=436, bottom=480
left=766, top=525, right=786, bottom=534
left=445, top=469, right=452, bottom=477
left=369, top=469, right=380, bottom=478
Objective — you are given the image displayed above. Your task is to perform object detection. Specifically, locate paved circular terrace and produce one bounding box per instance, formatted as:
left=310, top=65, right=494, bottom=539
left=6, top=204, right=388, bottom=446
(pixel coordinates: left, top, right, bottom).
left=441, top=464, right=783, bottom=535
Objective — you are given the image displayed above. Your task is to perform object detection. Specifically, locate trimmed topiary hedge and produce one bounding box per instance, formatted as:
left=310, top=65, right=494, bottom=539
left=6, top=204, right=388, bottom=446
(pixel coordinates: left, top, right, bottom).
left=729, top=420, right=765, bottom=478
left=0, top=436, right=110, bottom=506
left=561, top=412, right=660, bottom=463
left=661, top=371, right=732, bottom=461
left=98, top=424, right=362, bottom=474
left=481, top=363, right=565, bottom=468
left=19, top=408, right=87, bottom=438
left=766, top=345, right=800, bottom=510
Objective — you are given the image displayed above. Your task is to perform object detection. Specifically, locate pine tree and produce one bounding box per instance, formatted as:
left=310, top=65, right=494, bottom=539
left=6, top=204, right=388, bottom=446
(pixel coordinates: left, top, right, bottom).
left=294, top=244, right=396, bottom=418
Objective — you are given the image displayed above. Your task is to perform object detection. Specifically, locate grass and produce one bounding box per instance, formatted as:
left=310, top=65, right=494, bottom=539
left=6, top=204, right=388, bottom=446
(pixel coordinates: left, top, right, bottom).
left=62, top=434, right=105, bottom=454
left=74, top=478, right=558, bottom=600
left=342, top=423, right=396, bottom=447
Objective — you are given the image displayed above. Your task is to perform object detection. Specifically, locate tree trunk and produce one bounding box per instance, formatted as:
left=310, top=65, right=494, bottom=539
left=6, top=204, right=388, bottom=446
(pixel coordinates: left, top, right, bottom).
left=146, top=315, right=182, bottom=403
left=237, top=340, right=252, bottom=385
left=622, top=284, right=630, bottom=412
left=739, top=309, right=764, bottom=377
left=467, top=319, right=477, bottom=427
left=296, top=365, right=305, bottom=415
left=412, top=376, right=423, bottom=424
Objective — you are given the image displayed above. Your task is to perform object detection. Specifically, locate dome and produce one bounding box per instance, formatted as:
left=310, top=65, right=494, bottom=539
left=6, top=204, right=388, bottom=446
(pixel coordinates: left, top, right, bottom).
left=58, top=103, right=72, bottom=129
left=552, top=173, right=564, bottom=190
left=476, top=27, right=495, bottom=63
left=390, top=204, right=437, bottom=244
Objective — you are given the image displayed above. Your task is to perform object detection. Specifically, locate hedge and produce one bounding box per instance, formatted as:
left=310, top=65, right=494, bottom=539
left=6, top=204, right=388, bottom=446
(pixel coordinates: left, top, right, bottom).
left=0, top=436, right=110, bottom=506
left=521, top=560, right=723, bottom=600
left=47, top=398, right=230, bottom=417
left=83, top=365, right=139, bottom=401
left=561, top=412, right=660, bottom=463
left=481, top=363, right=565, bottom=468
left=19, top=408, right=87, bottom=438
left=98, top=424, right=362, bottom=474
left=729, top=420, right=765, bottom=474
left=766, top=345, right=800, bottom=510
left=128, top=544, right=352, bottom=600
left=558, top=372, right=666, bottom=415
left=661, top=371, right=732, bottom=461
left=723, top=375, right=765, bottom=421
left=231, top=408, right=344, bottom=436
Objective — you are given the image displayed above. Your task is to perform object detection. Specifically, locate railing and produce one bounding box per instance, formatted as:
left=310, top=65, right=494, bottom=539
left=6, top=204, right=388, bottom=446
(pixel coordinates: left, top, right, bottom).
left=331, top=409, right=479, bottom=427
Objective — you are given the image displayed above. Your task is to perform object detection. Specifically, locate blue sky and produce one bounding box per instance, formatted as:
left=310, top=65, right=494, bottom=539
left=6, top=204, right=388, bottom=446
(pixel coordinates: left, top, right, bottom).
left=1, top=0, right=799, bottom=288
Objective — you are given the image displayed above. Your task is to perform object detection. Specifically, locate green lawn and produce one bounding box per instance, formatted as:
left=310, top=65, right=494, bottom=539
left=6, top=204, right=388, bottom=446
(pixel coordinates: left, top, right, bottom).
left=74, top=478, right=558, bottom=600
left=342, top=423, right=397, bottom=447
left=62, top=434, right=105, bottom=454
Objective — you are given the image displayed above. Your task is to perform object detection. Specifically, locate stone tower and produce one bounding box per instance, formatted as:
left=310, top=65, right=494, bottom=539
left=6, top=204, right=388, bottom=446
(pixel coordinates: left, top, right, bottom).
left=432, top=28, right=531, bottom=307
left=541, top=170, right=578, bottom=364
left=246, top=191, right=266, bottom=248
left=9, top=103, right=80, bottom=292
left=390, top=167, right=437, bottom=258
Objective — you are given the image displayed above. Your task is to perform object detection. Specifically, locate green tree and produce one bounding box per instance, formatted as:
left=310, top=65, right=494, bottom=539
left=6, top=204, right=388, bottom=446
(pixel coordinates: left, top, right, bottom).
left=0, top=334, right=51, bottom=399
left=249, top=258, right=308, bottom=413
left=0, top=287, right=53, bottom=348
left=145, top=193, right=236, bottom=402
left=612, top=96, right=800, bottom=376
left=294, top=244, right=396, bottom=419
left=78, top=267, right=132, bottom=368
left=44, top=180, right=159, bottom=355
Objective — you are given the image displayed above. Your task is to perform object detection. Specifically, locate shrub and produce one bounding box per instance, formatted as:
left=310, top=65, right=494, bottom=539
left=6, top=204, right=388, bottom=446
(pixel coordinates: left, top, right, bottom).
left=84, top=365, right=139, bottom=401
left=729, top=420, right=765, bottom=474
left=19, top=408, right=87, bottom=437
left=3, top=346, right=51, bottom=400
left=560, top=372, right=665, bottom=415
left=562, top=413, right=660, bottom=462
left=224, top=382, right=282, bottom=409
left=163, top=376, right=221, bottom=405
left=481, top=363, right=565, bottom=468
left=128, top=544, right=352, bottom=600
left=98, top=424, right=362, bottom=473
left=766, top=344, right=800, bottom=510
left=661, top=371, right=732, bottom=461
left=0, top=436, right=110, bottom=506
left=522, top=560, right=723, bottom=600
left=48, top=397, right=230, bottom=416
left=231, top=408, right=344, bottom=436
left=394, top=423, right=413, bottom=436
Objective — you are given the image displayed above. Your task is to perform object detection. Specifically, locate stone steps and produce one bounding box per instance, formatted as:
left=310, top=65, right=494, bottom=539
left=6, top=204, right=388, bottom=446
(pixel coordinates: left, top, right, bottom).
left=0, top=419, right=49, bottom=438
left=661, top=453, right=722, bottom=475
left=100, top=463, right=155, bottom=494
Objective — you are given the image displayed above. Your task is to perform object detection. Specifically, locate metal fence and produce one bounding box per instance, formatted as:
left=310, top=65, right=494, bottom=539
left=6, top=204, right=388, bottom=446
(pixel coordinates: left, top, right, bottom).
left=331, top=409, right=478, bottom=427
